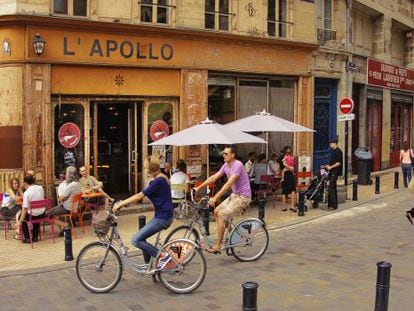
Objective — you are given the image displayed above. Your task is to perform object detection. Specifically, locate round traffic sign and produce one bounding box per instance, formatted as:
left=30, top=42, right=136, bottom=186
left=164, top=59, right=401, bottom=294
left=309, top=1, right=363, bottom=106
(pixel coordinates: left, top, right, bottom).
left=150, top=120, right=169, bottom=141
left=58, top=122, right=81, bottom=149
left=339, top=97, right=354, bottom=115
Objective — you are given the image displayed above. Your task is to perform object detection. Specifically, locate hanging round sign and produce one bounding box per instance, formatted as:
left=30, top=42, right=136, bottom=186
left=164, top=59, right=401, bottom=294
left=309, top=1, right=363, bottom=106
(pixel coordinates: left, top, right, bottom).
left=58, top=122, right=81, bottom=148
left=150, top=120, right=169, bottom=141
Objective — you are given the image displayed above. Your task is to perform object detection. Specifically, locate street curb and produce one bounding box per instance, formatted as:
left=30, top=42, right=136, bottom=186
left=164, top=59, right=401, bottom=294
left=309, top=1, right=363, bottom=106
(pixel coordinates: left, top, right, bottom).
left=0, top=187, right=406, bottom=278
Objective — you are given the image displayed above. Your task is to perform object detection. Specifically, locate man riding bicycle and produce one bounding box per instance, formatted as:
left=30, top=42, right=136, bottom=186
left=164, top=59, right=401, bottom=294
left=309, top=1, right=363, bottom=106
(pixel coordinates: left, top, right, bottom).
left=194, top=145, right=251, bottom=254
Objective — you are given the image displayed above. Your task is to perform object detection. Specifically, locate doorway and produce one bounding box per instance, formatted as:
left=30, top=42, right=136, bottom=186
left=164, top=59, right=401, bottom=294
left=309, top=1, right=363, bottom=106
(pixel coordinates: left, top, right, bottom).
left=90, top=102, right=142, bottom=198
left=367, top=99, right=382, bottom=171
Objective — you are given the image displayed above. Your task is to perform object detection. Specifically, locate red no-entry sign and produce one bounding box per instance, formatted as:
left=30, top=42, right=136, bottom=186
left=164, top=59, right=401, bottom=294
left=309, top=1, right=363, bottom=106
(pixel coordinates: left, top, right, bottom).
left=339, top=97, right=354, bottom=115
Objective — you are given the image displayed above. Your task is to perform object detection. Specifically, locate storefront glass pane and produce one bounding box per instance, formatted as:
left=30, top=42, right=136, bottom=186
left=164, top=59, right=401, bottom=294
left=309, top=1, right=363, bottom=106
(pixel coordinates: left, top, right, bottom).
left=208, top=84, right=235, bottom=170
left=269, top=80, right=294, bottom=155
left=54, top=104, right=84, bottom=179
left=238, top=80, right=267, bottom=161
left=147, top=103, right=173, bottom=167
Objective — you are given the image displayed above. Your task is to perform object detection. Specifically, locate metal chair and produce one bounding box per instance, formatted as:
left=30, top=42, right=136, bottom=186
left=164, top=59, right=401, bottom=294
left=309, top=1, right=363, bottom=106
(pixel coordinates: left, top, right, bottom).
left=22, top=198, right=55, bottom=248
left=58, top=193, right=84, bottom=239
left=257, top=175, right=277, bottom=209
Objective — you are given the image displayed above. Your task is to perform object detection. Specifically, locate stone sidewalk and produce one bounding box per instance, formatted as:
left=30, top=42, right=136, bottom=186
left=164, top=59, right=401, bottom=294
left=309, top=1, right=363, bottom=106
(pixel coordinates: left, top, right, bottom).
left=0, top=168, right=404, bottom=276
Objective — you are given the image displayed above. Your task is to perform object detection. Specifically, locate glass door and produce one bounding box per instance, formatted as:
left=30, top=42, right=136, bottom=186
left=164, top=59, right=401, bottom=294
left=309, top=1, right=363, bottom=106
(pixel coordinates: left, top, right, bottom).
left=367, top=99, right=382, bottom=171
left=90, top=102, right=141, bottom=198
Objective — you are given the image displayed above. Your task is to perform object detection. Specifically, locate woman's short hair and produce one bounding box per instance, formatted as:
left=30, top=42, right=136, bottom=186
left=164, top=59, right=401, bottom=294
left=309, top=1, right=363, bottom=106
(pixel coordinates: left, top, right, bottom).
left=66, top=166, right=78, bottom=183
left=146, top=155, right=161, bottom=175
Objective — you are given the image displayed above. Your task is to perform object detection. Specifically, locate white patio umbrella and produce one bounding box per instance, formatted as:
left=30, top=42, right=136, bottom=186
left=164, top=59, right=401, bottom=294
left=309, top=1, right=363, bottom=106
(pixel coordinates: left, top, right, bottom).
left=149, top=118, right=266, bottom=176
left=149, top=118, right=266, bottom=146
left=225, top=110, right=314, bottom=133
left=225, top=109, right=314, bottom=163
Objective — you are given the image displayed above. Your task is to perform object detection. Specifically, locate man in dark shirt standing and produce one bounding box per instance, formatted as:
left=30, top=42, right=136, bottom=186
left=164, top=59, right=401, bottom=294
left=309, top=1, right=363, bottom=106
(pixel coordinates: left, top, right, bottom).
left=323, top=138, right=343, bottom=210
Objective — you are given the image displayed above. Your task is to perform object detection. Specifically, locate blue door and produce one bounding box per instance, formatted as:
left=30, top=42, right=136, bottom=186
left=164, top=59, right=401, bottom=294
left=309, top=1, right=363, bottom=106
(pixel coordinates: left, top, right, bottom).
left=313, top=79, right=337, bottom=172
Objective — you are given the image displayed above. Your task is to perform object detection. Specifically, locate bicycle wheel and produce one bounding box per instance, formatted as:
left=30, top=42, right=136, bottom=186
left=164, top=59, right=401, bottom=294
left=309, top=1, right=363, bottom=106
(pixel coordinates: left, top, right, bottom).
left=76, top=241, right=123, bottom=293
left=230, top=219, right=269, bottom=262
left=159, top=240, right=207, bottom=294
left=164, top=225, right=200, bottom=244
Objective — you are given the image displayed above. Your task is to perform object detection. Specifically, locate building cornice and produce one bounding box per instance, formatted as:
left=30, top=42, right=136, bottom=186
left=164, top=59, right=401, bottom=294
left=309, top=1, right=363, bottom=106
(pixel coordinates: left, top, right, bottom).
left=0, top=14, right=318, bottom=50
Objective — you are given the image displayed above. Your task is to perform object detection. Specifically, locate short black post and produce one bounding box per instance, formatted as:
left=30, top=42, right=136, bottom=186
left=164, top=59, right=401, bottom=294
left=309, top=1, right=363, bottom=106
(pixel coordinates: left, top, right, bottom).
left=394, top=172, right=399, bottom=189
left=258, top=197, right=265, bottom=221
left=352, top=180, right=358, bottom=201
left=374, top=261, right=392, bottom=311
left=202, top=205, right=210, bottom=236
left=138, top=215, right=146, bottom=230
left=64, top=227, right=74, bottom=261
left=375, top=176, right=380, bottom=194
left=298, top=191, right=305, bottom=217
left=242, top=281, right=258, bottom=311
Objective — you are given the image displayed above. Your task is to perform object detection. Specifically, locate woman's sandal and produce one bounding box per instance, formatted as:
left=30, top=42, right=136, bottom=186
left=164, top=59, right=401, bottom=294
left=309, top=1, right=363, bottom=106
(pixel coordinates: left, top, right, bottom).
left=205, top=247, right=221, bottom=255
left=14, top=234, right=21, bottom=240
left=290, top=207, right=298, bottom=212
left=282, top=208, right=287, bottom=212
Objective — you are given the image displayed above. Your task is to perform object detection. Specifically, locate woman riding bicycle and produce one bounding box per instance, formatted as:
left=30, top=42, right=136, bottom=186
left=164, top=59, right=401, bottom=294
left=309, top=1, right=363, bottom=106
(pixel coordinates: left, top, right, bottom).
left=113, top=155, right=174, bottom=268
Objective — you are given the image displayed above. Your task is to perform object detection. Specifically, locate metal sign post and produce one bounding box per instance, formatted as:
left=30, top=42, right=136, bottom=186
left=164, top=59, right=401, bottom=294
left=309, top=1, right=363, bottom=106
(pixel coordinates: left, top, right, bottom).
left=338, top=98, right=355, bottom=186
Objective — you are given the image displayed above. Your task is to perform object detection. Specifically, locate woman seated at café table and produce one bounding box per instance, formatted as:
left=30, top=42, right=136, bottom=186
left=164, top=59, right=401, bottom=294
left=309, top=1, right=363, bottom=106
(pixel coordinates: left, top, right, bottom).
left=1, top=177, right=23, bottom=239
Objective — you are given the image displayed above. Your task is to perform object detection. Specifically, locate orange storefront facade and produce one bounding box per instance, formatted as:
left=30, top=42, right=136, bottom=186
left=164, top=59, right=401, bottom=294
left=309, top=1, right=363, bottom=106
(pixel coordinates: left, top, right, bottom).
left=0, top=15, right=315, bottom=197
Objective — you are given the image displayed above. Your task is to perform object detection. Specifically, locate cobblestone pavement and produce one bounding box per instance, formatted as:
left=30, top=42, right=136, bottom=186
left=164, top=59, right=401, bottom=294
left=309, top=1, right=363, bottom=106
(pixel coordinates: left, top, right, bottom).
left=0, top=188, right=413, bottom=310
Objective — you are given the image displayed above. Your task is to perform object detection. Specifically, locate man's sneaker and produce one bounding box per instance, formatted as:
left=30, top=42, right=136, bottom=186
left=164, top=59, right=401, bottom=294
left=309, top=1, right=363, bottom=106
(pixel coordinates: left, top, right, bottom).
left=156, top=254, right=172, bottom=270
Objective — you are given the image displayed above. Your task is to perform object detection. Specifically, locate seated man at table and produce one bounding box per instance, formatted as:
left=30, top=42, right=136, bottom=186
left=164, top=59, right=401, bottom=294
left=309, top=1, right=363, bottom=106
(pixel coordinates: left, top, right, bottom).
left=79, top=166, right=112, bottom=209
left=17, top=175, right=45, bottom=243
left=47, top=166, right=82, bottom=236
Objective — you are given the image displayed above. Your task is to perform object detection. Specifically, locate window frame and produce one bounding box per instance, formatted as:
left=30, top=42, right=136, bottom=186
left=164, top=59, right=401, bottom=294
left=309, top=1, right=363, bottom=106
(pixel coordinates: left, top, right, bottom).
left=316, top=0, right=333, bottom=30
left=139, top=0, right=174, bottom=25
left=205, top=0, right=232, bottom=31
left=52, top=0, right=88, bottom=17
left=267, top=0, right=289, bottom=38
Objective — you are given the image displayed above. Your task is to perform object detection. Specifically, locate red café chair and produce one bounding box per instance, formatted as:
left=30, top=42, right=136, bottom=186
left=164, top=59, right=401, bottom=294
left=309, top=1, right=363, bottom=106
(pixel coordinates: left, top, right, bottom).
left=257, top=175, right=277, bottom=209
left=22, top=198, right=55, bottom=248
left=58, top=193, right=84, bottom=239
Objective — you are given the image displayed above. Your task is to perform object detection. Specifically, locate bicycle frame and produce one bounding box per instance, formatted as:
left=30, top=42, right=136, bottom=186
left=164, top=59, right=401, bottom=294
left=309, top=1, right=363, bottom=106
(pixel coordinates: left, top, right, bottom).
left=177, top=198, right=266, bottom=251
left=99, top=214, right=199, bottom=275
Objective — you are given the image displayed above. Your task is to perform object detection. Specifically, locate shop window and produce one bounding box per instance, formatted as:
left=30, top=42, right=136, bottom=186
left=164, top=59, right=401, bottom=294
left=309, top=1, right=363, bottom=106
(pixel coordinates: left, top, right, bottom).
left=147, top=103, right=173, bottom=167
left=53, top=0, right=88, bottom=17
left=268, top=0, right=288, bottom=38
left=0, top=126, right=22, bottom=169
left=205, top=0, right=231, bottom=31
left=140, top=0, right=171, bottom=24
left=54, top=104, right=85, bottom=179
left=207, top=81, right=235, bottom=169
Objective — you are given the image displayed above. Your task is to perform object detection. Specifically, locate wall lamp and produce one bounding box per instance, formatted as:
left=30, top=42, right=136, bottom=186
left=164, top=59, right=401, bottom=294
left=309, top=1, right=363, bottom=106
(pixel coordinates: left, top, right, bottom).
left=33, top=33, right=46, bottom=56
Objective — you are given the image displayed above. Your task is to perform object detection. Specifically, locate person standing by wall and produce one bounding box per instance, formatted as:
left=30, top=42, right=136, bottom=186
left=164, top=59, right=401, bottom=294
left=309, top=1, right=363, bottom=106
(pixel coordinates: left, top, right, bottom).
left=323, top=138, right=343, bottom=210
left=400, top=142, right=414, bottom=188
left=280, top=146, right=296, bottom=212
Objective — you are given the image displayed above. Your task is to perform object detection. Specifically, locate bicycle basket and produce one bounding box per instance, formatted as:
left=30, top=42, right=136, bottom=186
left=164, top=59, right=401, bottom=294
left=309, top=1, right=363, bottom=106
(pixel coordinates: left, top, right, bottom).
left=92, top=211, right=111, bottom=236
left=174, top=201, right=193, bottom=220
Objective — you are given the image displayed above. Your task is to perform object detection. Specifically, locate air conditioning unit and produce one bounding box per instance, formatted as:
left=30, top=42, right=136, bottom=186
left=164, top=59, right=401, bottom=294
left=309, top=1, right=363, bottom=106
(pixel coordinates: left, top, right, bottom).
left=317, top=28, right=337, bottom=42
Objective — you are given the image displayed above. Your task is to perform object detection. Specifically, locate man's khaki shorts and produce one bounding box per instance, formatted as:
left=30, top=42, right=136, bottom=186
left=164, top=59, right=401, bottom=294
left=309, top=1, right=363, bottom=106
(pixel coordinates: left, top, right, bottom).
left=216, top=194, right=251, bottom=221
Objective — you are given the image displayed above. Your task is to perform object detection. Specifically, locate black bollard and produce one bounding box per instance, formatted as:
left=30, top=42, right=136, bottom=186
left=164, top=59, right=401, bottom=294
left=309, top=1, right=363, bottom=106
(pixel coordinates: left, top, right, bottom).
left=375, top=176, right=380, bottom=194
left=298, top=191, right=305, bottom=217
left=394, top=172, right=399, bottom=189
left=138, top=215, right=146, bottom=230
left=64, top=227, right=74, bottom=261
left=374, top=261, right=392, bottom=311
left=202, top=205, right=210, bottom=236
left=258, top=197, right=265, bottom=221
left=352, top=180, right=358, bottom=201
left=242, top=281, right=259, bottom=311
